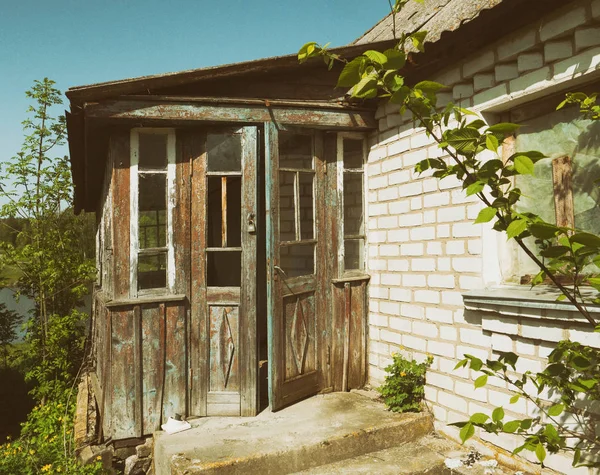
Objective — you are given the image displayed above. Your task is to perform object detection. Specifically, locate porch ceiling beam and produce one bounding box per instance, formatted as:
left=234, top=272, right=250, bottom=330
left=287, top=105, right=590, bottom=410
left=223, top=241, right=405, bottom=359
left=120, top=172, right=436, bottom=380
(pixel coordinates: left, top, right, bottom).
left=84, top=99, right=377, bottom=130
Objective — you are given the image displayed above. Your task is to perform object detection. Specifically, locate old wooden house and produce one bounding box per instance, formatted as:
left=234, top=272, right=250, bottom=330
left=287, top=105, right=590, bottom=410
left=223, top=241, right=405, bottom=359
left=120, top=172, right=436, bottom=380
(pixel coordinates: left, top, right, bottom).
left=69, top=0, right=600, bottom=471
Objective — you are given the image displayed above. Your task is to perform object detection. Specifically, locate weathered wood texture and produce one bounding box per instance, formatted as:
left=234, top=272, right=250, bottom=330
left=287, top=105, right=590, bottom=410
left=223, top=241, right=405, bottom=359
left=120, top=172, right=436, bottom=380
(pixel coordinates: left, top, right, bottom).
left=552, top=155, right=575, bottom=229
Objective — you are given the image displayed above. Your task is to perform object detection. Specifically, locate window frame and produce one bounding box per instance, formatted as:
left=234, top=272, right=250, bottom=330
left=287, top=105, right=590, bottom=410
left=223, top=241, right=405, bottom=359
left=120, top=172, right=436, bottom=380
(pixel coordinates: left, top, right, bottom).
left=129, top=128, right=176, bottom=297
left=337, top=132, right=368, bottom=277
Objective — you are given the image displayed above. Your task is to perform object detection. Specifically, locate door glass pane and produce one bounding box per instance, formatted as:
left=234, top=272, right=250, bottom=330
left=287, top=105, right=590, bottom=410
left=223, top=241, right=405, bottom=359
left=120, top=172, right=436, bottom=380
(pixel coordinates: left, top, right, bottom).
left=279, top=132, right=313, bottom=169
left=344, top=239, right=364, bottom=271
left=139, top=174, right=167, bottom=248
left=299, top=172, right=314, bottom=240
left=207, top=251, right=241, bottom=286
left=343, top=138, right=363, bottom=169
left=279, top=171, right=296, bottom=242
left=207, top=177, right=222, bottom=248
left=280, top=244, right=314, bottom=278
left=226, top=176, right=242, bottom=248
left=343, top=173, right=364, bottom=236
left=207, top=134, right=242, bottom=172
left=207, top=176, right=241, bottom=248
left=139, top=133, right=167, bottom=170
left=138, top=252, right=167, bottom=289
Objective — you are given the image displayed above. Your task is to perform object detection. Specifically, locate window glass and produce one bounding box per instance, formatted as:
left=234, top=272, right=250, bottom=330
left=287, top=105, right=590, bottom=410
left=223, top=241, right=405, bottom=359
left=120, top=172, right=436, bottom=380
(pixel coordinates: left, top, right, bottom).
left=207, top=134, right=242, bottom=172
left=280, top=244, right=315, bottom=277
left=139, top=133, right=167, bottom=170
left=343, top=138, right=363, bottom=168
left=299, top=173, right=314, bottom=240
left=207, top=251, right=241, bottom=286
left=138, top=253, right=167, bottom=290
left=344, top=239, right=364, bottom=271
left=139, top=174, right=167, bottom=249
left=279, top=133, right=313, bottom=169
left=343, top=173, right=364, bottom=236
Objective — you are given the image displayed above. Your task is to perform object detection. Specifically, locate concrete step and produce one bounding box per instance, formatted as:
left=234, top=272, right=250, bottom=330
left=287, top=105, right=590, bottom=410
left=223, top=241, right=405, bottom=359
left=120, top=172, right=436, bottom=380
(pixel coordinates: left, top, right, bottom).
left=292, top=434, right=520, bottom=475
left=154, top=392, right=434, bottom=475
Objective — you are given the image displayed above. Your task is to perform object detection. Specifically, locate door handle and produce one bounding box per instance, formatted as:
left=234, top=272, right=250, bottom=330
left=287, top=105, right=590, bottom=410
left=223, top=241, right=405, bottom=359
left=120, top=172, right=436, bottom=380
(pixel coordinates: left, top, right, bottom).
left=247, top=213, right=256, bottom=234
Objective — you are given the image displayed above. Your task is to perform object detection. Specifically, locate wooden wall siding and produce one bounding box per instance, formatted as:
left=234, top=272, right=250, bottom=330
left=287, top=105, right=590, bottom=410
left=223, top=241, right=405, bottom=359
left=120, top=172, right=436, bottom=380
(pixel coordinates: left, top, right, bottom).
left=162, top=303, right=187, bottom=423
left=141, top=304, right=163, bottom=435
left=331, top=280, right=368, bottom=392
left=111, top=132, right=131, bottom=300
left=283, top=293, right=316, bottom=380
left=174, top=131, right=192, bottom=295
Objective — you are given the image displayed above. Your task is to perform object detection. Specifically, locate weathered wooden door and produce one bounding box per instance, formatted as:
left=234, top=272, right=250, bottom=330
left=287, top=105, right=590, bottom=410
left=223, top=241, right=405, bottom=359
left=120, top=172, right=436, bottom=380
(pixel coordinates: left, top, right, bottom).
left=266, top=124, right=327, bottom=411
left=190, top=126, right=258, bottom=416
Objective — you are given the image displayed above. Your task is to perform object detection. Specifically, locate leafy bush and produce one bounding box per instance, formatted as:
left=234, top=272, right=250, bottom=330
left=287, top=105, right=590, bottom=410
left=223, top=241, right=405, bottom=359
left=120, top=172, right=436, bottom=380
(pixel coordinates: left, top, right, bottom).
left=378, top=353, right=433, bottom=413
left=0, top=389, right=104, bottom=475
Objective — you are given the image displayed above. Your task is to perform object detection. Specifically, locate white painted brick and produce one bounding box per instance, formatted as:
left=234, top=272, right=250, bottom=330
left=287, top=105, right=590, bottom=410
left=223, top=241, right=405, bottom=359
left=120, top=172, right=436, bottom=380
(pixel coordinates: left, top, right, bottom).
left=428, top=340, right=455, bottom=358
left=434, top=65, right=462, bottom=87
left=545, top=453, right=589, bottom=475
left=398, top=181, right=422, bottom=197
left=442, top=291, right=463, bottom=306
left=378, top=117, right=389, bottom=131
left=473, top=72, right=495, bottom=91
left=369, top=286, right=389, bottom=299
left=370, top=340, right=389, bottom=355
left=386, top=113, right=405, bottom=128
left=412, top=258, right=436, bottom=272
left=368, top=364, right=386, bottom=384
left=381, top=273, right=401, bottom=286
left=368, top=245, right=378, bottom=257
left=422, top=178, right=438, bottom=193
left=389, top=169, right=410, bottom=185
left=386, top=229, right=409, bottom=243
left=400, top=243, right=424, bottom=256
left=463, top=49, right=495, bottom=77
left=389, top=316, right=411, bottom=332
left=438, top=175, right=462, bottom=190
left=368, top=162, right=381, bottom=176
left=403, top=274, right=426, bottom=287
left=379, top=244, right=400, bottom=257
left=446, top=240, right=465, bottom=255
left=369, top=300, right=379, bottom=312
left=575, top=26, right=600, bottom=50
left=437, top=224, right=450, bottom=238
left=410, top=197, right=422, bottom=210
left=517, top=52, right=543, bottom=72
left=521, top=322, right=566, bottom=342
left=378, top=215, right=398, bottom=228
left=381, top=156, right=403, bottom=173
left=515, top=338, right=536, bottom=356
left=439, top=356, right=468, bottom=379
left=410, top=132, right=432, bottom=149
left=437, top=206, right=465, bottom=223
left=403, top=334, right=427, bottom=351
left=423, top=192, right=450, bottom=208
left=424, top=385, right=438, bottom=402
left=388, top=199, right=410, bottom=215
left=481, top=316, right=518, bottom=335
left=369, top=203, right=388, bottom=216
left=539, top=5, right=586, bottom=42
left=413, top=321, right=438, bottom=338
left=369, top=313, right=388, bottom=327
left=491, top=333, right=513, bottom=352
left=452, top=223, right=481, bottom=238
left=466, top=203, right=482, bottom=220
left=467, top=239, right=482, bottom=255
left=401, top=304, right=425, bottom=319
left=452, top=257, right=482, bottom=273
left=473, top=83, right=509, bottom=108
left=427, top=274, right=455, bottom=289
left=440, top=325, right=458, bottom=341
left=390, top=288, right=412, bottom=302
left=423, top=210, right=436, bottom=224
left=460, top=328, right=491, bottom=347
left=437, top=391, right=468, bottom=414
left=510, top=65, right=551, bottom=94
left=452, top=83, right=474, bottom=100
left=455, top=380, right=487, bottom=402
left=426, top=241, right=443, bottom=255
left=388, top=259, right=409, bottom=271
left=414, top=290, right=440, bottom=304
left=369, top=175, right=387, bottom=189
left=568, top=327, right=600, bottom=349
left=410, top=226, right=435, bottom=241
left=497, top=28, right=537, bottom=61
left=403, top=148, right=428, bottom=167
left=427, top=371, right=454, bottom=391
left=494, top=62, right=519, bottom=82
left=380, top=329, right=402, bottom=345
left=456, top=345, right=489, bottom=361
left=437, top=258, right=451, bottom=272
left=368, top=230, right=387, bottom=243
left=425, top=307, right=454, bottom=324
left=515, top=356, right=544, bottom=374
left=544, top=39, right=574, bottom=62
left=368, top=146, right=386, bottom=162
left=459, top=275, right=483, bottom=290
left=431, top=403, right=448, bottom=422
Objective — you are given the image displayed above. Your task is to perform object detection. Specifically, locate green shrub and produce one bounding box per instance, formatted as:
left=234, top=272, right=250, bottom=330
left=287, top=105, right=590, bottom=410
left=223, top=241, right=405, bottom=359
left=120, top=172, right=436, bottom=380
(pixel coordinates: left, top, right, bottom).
left=378, top=353, right=433, bottom=413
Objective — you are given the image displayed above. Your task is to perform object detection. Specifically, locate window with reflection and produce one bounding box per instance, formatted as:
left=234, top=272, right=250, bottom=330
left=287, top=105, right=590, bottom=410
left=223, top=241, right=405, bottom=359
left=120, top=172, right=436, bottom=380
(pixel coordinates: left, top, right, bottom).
left=342, top=137, right=365, bottom=271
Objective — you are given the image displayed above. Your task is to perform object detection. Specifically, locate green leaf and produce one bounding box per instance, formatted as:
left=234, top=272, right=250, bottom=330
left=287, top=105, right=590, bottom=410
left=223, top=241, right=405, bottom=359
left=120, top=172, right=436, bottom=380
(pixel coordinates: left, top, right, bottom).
left=474, top=207, right=497, bottom=224
left=298, top=42, right=318, bottom=62
left=474, top=374, right=488, bottom=388
left=337, top=57, right=365, bottom=88
left=352, top=76, right=378, bottom=99
left=503, top=420, right=520, bottom=433
left=470, top=413, right=489, bottom=424
left=390, top=85, right=410, bottom=104
left=382, top=49, right=406, bottom=70
left=460, top=422, right=475, bottom=443
left=570, top=232, right=600, bottom=248
left=410, top=31, right=428, bottom=52
left=506, top=219, right=528, bottom=239
left=363, top=50, right=388, bottom=65
left=573, top=447, right=581, bottom=466
left=446, top=128, right=480, bottom=154
left=465, top=354, right=483, bottom=371
left=540, top=246, right=570, bottom=258
left=454, top=358, right=468, bottom=370
left=486, top=134, right=499, bottom=152
left=492, top=407, right=505, bottom=423
left=514, top=155, right=535, bottom=175
left=414, top=80, right=446, bottom=94
left=535, top=443, right=546, bottom=464
left=509, top=394, right=520, bottom=404
left=529, top=223, right=560, bottom=240
left=465, top=181, right=485, bottom=196
left=487, top=123, right=521, bottom=134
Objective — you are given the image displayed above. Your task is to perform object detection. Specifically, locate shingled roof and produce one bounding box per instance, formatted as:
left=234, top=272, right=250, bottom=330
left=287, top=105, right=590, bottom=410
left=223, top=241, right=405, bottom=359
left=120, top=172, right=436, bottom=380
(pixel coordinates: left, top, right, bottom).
left=353, top=0, right=504, bottom=46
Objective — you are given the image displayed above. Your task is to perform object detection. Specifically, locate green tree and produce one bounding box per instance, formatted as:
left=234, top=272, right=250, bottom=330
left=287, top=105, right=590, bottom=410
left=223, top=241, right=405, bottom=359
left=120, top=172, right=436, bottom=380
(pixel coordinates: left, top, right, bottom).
left=0, top=303, right=21, bottom=368
left=299, top=1, right=600, bottom=468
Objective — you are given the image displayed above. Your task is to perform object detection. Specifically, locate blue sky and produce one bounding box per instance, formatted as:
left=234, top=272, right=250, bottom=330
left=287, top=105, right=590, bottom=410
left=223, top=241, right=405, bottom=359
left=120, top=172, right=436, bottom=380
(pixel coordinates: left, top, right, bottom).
left=0, top=0, right=389, bottom=164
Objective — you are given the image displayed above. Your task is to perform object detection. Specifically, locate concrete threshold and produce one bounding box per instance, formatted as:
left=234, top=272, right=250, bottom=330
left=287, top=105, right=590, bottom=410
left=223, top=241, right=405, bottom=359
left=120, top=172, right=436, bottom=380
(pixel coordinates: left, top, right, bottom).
left=154, top=392, right=434, bottom=475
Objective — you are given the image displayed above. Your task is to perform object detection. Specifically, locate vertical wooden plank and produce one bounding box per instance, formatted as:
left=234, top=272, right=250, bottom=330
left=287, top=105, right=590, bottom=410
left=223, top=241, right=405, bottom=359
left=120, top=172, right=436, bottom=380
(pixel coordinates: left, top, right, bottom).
left=240, top=126, right=258, bottom=416
left=110, top=309, right=136, bottom=439
left=163, top=303, right=187, bottom=422
left=111, top=131, right=131, bottom=299
left=103, top=305, right=112, bottom=436
left=209, top=306, right=240, bottom=392
left=342, top=283, right=351, bottom=392
left=552, top=155, right=575, bottom=229
left=174, top=131, right=191, bottom=296
left=133, top=305, right=142, bottom=437
left=348, top=281, right=367, bottom=389
left=141, top=305, right=162, bottom=434
left=190, top=132, right=207, bottom=416
left=222, top=176, right=228, bottom=247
